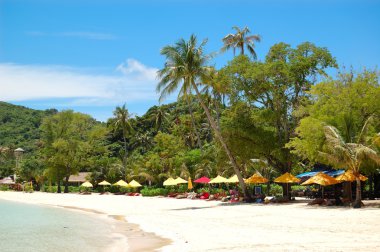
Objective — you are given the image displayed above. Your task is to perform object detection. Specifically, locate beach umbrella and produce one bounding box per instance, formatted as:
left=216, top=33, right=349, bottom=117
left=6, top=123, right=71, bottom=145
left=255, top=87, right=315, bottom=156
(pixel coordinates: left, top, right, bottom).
left=209, top=175, right=228, bottom=184
left=98, top=180, right=111, bottom=186
left=226, top=175, right=239, bottom=183
left=194, top=176, right=210, bottom=184
left=274, top=173, right=300, bottom=184
left=301, top=172, right=338, bottom=186
left=336, top=170, right=368, bottom=182
left=174, top=177, right=188, bottom=184
left=245, top=173, right=268, bottom=184
left=114, top=180, right=129, bottom=187
left=188, top=177, right=193, bottom=190
left=129, top=180, right=142, bottom=188
left=98, top=180, right=111, bottom=193
left=274, top=173, right=300, bottom=199
left=81, top=181, right=93, bottom=188
left=163, top=177, right=177, bottom=186
left=301, top=172, right=339, bottom=199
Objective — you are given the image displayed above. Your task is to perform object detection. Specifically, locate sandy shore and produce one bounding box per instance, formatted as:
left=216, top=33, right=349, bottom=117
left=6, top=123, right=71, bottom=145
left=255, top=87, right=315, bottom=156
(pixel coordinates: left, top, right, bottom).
left=1, top=191, right=380, bottom=251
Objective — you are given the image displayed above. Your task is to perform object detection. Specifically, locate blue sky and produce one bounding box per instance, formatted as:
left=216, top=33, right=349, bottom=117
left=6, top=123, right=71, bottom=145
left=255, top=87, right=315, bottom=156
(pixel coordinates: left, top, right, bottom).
left=1, top=0, right=379, bottom=121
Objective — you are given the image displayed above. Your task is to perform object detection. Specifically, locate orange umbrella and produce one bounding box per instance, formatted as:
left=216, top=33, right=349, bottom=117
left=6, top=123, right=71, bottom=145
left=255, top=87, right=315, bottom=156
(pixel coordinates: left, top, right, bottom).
left=301, top=172, right=338, bottom=186
left=274, top=172, right=300, bottom=198
left=245, top=173, right=268, bottom=184
left=336, top=170, right=368, bottom=182
left=301, top=172, right=339, bottom=199
left=274, top=172, right=300, bottom=184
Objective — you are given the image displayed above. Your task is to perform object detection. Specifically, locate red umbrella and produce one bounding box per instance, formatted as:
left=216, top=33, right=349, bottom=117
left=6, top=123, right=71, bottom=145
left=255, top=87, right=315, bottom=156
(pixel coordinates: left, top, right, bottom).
left=194, top=176, right=211, bottom=184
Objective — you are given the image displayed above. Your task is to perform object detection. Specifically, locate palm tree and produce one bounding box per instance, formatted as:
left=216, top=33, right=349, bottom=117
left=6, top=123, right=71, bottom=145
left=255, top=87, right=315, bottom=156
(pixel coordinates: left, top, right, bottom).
left=152, top=106, right=170, bottom=132
left=221, top=26, right=261, bottom=59
left=112, top=104, right=133, bottom=168
left=157, top=34, right=252, bottom=201
left=321, top=125, right=380, bottom=208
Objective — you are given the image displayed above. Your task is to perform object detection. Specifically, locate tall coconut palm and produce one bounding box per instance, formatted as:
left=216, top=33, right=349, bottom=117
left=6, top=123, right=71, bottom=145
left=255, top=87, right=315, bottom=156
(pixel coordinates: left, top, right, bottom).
left=321, top=125, right=380, bottom=208
left=112, top=104, right=133, bottom=168
left=153, top=106, right=170, bottom=132
left=157, top=34, right=252, bottom=201
left=221, top=26, right=261, bottom=59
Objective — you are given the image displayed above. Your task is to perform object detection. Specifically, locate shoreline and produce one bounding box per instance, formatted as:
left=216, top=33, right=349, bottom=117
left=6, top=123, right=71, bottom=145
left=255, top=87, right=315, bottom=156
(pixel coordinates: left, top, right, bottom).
left=1, top=191, right=380, bottom=251
left=0, top=192, right=172, bottom=252
left=60, top=205, right=172, bottom=252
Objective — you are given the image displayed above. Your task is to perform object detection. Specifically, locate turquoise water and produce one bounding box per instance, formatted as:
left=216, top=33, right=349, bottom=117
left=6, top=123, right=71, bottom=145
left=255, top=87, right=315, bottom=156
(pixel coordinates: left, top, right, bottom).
left=0, top=199, right=126, bottom=252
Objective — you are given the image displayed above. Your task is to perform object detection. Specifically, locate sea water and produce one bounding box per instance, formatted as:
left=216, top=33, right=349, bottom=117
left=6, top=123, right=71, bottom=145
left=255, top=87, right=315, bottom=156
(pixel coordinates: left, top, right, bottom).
left=0, top=199, right=127, bottom=252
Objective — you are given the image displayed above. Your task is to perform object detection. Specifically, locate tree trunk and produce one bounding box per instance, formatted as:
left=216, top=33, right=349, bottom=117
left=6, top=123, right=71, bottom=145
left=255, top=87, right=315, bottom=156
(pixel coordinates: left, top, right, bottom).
left=64, top=175, right=69, bottom=193
left=192, top=82, right=252, bottom=201
left=123, top=136, right=128, bottom=169
left=353, top=177, right=362, bottom=208
left=186, top=98, right=202, bottom=149
left=369, top=173, right=374, bottom=200
left=57, top=180, right=61, bottom=193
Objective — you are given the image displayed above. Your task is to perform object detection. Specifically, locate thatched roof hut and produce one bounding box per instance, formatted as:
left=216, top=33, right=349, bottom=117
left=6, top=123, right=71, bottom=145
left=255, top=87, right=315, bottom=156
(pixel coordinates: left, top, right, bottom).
left=68, top=172, right=91, bottom=184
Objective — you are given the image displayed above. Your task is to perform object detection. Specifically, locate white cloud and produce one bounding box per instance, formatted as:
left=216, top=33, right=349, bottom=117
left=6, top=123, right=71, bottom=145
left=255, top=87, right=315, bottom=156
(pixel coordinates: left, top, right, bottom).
left=116, top=59, right=157, bottom=81
left=0, top=59, right=160, bottom=106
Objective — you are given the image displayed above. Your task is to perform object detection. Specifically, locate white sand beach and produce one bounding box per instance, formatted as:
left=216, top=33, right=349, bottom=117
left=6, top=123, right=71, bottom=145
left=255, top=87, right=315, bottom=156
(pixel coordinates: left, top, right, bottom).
left=1, top=191, right=380, bottom=252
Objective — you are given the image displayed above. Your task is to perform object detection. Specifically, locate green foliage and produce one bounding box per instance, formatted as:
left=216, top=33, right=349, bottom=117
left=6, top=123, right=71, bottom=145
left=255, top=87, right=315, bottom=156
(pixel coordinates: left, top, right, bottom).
left=140, top=187, right=169, bottom=197
left=288, top=70, right=380, bottom=164
left=0, top=102, right=55, bottom=152
left=40, top=110, right=108, bottom=192
left=43, top=185, right=81, bottom=193
left=0, top=185, right=10, bottom=191
left=23, top=182, right=34, bottom=193
left=0, top=102, right=55, bottom=177
left=286, top=117, right=325, bottom=161
left=219, top=42, right=337, bottom=174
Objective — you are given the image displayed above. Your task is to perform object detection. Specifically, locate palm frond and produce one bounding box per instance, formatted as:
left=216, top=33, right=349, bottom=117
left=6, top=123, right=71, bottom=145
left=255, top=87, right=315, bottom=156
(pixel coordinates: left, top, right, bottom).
left=357, top=115, right=374, bottom=144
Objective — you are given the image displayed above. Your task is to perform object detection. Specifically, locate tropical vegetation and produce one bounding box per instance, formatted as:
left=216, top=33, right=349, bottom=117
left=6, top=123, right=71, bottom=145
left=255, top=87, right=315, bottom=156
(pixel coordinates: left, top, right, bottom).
left=0, top=26, right=379, bottom=208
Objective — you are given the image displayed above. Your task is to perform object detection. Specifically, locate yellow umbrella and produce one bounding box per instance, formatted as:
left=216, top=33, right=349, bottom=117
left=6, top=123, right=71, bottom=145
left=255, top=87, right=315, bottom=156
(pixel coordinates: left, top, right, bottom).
left=188, top=177, right=193, bottom=190
left=301, top=172, right=338, bottom=186
left=174, top=177, right=188, bottom=184
left=274, top=173, right=300, bottom=184
left=209, top=175, right=228, bottom=184
left=226, top=175, right=239, bottom=183
left=129, top=180, right=142, bottom=188
left=336, top=170, right=368, bottom=182
left=245, top=173, right=268, bottom=184
left=114, top=180, right=129, bottom=187
left=98, top=180, right=111, bottom=186
left=98, top=180, right=111, bottom=193
left=301, top=172, right=339, bottom=199
left=163, top=177, right=177, bottom=186
left=274, top=173, right=300, bottom=199
left=81, top=181, right=93, bottom=188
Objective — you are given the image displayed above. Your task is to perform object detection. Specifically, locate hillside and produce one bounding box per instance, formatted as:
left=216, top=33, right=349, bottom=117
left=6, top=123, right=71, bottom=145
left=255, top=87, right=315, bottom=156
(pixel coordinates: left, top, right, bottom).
left=0, top=102, right=57, bottom=152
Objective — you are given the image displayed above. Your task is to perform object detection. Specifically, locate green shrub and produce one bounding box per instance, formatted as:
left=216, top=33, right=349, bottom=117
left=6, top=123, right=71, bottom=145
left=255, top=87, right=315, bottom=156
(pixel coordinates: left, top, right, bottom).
left=176, top=184, right=188, bottom=193
left=261, top=184, right=283, bottom=196
left=23, top=183, right=34, bottom=193
left=292, top=185, right=306, bottom=191
left=68, top=186, right=80, bottom=193
left=211, top=188, right=227, bottom=195
left=0, top=185, right=9, bottom=191
left=44, top=185, right=58, bottom=193
left=120, top=186, right=132, bottom=193
left=196, top=187, right=210, bottom=194
left=140, top=187, right=169, bottom=196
